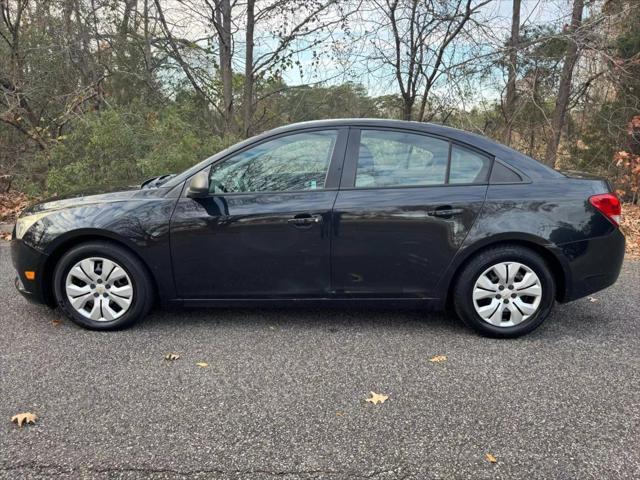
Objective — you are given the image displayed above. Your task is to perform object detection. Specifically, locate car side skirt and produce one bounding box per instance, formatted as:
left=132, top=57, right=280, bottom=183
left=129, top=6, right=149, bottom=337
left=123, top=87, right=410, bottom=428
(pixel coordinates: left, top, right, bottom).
left=169, top=297, right=445, bottom=310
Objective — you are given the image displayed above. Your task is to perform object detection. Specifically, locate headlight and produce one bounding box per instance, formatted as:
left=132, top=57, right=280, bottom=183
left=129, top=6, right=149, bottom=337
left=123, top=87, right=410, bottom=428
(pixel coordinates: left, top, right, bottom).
left=15, top=212, right=52, bottom=240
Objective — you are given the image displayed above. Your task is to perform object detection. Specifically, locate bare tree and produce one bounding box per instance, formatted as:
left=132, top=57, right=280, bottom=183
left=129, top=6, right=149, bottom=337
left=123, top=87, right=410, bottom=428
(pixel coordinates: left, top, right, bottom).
left=544, top=0, right=584, bottom=167
left=503, top=0, right=521, bottom=145
left=0, top=0, right=46, bottom=148
left=364, top=0, right=491, bottom=121
left=241, top=0, right=354, bottom=136
left=213, top=0, right=234, bottom=133
left=243, top=0, right=255, bottom=137
left=154, top=0, right=352, bottom=136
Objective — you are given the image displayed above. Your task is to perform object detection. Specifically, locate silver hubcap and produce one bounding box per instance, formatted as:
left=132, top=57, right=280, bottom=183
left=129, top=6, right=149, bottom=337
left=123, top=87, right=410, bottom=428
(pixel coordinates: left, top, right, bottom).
left=65, top=257, right=133, bottom=321
left=472, top=261, right=542, bottom=327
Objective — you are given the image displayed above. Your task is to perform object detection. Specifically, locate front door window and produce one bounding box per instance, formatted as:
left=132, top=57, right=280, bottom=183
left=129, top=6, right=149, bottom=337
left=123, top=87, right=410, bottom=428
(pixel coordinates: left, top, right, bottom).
left=209, top=130, right=338, bottom=193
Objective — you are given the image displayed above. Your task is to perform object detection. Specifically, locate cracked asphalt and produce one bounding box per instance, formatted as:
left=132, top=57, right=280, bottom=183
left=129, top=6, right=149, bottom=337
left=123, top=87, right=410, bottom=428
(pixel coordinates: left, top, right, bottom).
left=1, top=243, right=639, bottom=479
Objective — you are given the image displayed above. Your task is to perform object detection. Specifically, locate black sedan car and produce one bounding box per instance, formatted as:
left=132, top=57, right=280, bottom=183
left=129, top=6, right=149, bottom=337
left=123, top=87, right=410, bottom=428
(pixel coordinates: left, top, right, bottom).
left=11, top=119, right=624, bottom=337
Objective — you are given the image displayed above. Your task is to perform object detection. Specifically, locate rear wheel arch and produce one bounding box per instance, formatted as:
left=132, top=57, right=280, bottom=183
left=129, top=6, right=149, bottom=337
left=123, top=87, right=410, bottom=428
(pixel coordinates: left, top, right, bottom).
left=444, top=238, right=567, bottom=307
left=42, top=234, right=159, bottom=307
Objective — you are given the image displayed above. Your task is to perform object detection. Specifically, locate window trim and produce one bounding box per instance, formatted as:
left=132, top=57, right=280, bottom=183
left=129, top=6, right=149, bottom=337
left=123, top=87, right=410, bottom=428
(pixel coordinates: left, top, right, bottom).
left=340, top=126, right=495, bottom=190
left=183, top=127, right=349, bottom=197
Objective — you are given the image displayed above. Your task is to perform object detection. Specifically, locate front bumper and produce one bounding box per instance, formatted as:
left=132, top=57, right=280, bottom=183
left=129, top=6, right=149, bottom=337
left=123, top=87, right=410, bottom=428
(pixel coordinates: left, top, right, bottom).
left=11, top=237, right=50, bottom=305
left=557, top=228, right=625, bottom=302
left=14, top=275, right=40, bottom=303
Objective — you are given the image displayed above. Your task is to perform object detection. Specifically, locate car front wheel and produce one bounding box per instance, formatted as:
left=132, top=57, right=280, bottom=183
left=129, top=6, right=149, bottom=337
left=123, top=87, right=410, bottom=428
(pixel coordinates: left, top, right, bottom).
left=453, top=245, right=556, bottom=338
left=53, top=241, right=153, bottom=330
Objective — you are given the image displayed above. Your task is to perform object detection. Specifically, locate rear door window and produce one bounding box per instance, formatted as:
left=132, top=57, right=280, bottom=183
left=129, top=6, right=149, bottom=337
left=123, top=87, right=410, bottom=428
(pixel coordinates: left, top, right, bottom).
left=355, top=130, right=450, bottom=188
left=449, top=145, right=492, bottom=184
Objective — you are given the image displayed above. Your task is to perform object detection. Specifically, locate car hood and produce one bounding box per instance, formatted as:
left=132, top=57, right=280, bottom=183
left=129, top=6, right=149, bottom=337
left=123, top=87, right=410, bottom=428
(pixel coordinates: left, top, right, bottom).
left=22, top=184, right=168, bottom=216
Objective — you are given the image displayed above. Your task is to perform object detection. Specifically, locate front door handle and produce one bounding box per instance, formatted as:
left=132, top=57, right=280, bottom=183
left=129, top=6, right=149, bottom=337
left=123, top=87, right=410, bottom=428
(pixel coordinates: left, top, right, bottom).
left=428, top=206, right=464, bottom=218
left=287, top=214, right=323, bottom=228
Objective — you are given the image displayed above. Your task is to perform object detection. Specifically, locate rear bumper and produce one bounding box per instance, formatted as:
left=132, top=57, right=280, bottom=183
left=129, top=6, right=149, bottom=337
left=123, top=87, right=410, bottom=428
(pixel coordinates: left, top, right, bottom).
left=557, top=228, right=625, bottom=302
left=11, top=237, right=50, bottom=305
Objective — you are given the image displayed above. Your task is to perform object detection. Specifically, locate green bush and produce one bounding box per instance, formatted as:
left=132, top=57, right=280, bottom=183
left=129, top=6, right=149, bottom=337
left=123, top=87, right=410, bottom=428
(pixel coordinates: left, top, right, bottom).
left=44, top=104, right=232, bottom=195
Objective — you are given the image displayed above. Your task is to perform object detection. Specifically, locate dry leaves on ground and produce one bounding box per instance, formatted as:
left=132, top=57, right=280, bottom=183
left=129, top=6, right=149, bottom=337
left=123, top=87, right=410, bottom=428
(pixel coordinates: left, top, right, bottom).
left=365, top=392, right=389, bottom=405
left=11, top=412, right=37, bottom=428
left=165, top=352, right=180, bottom=361
left=485, top=453, right=497, bottom=463
left=621, top=203, right=640, bottom=259
left=429, top=355, right=447, bottom=363
left=195, top=362, right=209, bottom=368
left=0, top=231, right=11, bottom=241
left=51, top=319, right=62, bottom=326
left=0, top=191, right=30, bottom=222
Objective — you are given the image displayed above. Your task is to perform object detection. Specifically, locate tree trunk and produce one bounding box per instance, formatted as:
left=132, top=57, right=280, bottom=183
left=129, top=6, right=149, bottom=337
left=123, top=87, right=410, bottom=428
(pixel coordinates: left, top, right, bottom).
left=242, top=0, right=255, bottom=138
left=216, top=0, right=234, bottom=134
left=503, top=0, right=521, bottom=145
left=402, top=96, right=413, bottom=121
left=544, top=0, right=584, bottom=167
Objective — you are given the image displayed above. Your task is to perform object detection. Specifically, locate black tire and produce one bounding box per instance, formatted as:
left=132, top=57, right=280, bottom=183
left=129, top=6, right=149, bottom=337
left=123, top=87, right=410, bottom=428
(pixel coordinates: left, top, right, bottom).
left=53, top=241, right=154, bottom=330
left=453, top=245, right=555, bottom=338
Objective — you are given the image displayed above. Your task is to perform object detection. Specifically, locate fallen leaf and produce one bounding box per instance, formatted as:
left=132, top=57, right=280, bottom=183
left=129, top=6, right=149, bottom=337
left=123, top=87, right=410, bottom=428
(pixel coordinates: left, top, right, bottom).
left=51, top=319, right=62, bottom=326
left=196, top=362, right=209, bottom=368
left=621, top=203, right=640, bottom=259
left=485, top=453, right=497, bottom=463
left=429, top=355, right=447, bottom=363
left=588, top=297, right=598, bottom=303
left=11, top=412, right=37, bottom=428
left=0, top=232, right=11, bottom=241
left=0, top=191, right=31, bottom=222
left=165, top=352, right=180, bottom=361
left=336, top=411, right=344, bottom=416
left=365, top=392, right=389, bottom=405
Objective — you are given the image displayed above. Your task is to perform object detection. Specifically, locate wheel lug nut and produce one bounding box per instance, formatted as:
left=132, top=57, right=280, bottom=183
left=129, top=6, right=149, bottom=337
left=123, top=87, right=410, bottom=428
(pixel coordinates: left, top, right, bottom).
left=97, top=279, right=102, bottom=284
left=511, top=293, right=517, bottom=298
left=106, top=284, right=111, bottom=289
left=103, top=293, right=108, bottom=297
left=93, top=292, right=99, bottom=298
left=498, top=285, right=505, bottom=291
left=495, top=294, right=501, bottom=299
left=508, top=284, right=514, bottom=289
left=90, top=284, right=95, bottom=289
left=503, top=299, right=509, bottom=304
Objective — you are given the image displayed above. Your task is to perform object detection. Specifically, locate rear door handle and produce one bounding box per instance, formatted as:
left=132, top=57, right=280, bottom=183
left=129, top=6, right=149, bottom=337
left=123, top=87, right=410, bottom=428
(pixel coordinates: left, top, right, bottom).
left=429, top=207, right=464, bottom=218
left=287, top=214, right=323, bottom=228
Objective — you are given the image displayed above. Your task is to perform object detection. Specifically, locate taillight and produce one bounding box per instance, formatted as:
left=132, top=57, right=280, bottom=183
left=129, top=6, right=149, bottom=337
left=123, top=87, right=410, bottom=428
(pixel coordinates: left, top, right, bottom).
left=589, top=193, right=622, bottom=226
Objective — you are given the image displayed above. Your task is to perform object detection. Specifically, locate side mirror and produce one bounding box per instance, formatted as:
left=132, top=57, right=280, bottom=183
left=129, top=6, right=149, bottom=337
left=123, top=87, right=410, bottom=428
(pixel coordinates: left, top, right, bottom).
left=186, top=171, right=210, bottom=198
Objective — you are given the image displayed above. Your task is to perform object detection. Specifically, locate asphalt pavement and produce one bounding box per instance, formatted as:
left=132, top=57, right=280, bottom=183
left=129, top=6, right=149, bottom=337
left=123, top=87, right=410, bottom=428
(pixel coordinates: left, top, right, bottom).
left=1, top=243, right=638, bottom=479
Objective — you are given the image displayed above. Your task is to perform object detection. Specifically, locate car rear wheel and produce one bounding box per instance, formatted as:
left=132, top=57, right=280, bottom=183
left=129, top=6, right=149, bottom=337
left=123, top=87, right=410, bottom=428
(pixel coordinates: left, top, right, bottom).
left=453, top=245, right=555, bottom=338
left=53, top=241, right=153, bottom=330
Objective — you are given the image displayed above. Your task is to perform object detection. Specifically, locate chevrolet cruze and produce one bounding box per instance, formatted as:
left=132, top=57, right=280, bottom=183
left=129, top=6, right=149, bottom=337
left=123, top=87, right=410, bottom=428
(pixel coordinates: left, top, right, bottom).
left=11, top=119, right=625, bottom=337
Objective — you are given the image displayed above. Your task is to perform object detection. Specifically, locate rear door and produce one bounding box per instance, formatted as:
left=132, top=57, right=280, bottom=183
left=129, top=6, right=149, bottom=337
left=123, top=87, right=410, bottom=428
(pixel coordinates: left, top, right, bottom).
left=170, top=128, right=347, bottom=298
left=331, top=127, right=490, bottom=298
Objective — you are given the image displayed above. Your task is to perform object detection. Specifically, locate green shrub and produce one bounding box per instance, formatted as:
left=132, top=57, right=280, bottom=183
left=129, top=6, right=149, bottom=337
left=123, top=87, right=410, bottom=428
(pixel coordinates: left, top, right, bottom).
left=44, top=105, right=232, bottom=195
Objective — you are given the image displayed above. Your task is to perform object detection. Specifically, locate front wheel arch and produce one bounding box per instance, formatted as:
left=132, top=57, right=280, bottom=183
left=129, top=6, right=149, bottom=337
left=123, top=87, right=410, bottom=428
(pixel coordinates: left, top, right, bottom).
left=42, top=235, right=159, bottom=308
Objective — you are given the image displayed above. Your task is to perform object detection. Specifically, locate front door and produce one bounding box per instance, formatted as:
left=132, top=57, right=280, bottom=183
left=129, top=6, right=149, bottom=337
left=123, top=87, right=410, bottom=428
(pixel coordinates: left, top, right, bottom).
left=170, top=128, right=347, bottom=298
left=332, top=128, right=491, bottom=298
